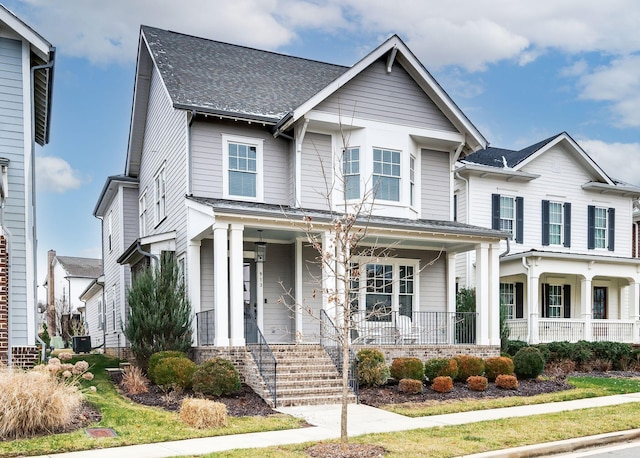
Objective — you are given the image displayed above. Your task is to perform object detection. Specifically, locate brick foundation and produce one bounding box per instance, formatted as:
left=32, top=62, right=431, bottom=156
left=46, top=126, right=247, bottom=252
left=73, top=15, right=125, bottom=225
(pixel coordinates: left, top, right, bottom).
left=104, top=346, right=134, bottom=361
left=353, top=345, right=501, bottom=362
left=11, top=346, right=40, bottom=368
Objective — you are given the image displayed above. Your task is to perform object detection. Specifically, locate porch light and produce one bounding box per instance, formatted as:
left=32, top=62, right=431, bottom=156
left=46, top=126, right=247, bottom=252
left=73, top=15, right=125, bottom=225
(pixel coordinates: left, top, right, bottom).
left=255, top=230, right=267, bottom=263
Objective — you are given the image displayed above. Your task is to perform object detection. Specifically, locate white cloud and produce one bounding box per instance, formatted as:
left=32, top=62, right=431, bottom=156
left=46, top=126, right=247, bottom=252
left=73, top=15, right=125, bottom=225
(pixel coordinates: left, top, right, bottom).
left=560, top=59, right=589, bottom=78
left=579, top=139, right=640, bottom=186
left=36, top=156, right=85, bottom=193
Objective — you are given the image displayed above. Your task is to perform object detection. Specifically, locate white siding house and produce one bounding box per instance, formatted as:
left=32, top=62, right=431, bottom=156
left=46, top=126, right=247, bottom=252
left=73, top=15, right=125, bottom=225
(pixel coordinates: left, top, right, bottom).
left=455, top=133, right=640, bottom=344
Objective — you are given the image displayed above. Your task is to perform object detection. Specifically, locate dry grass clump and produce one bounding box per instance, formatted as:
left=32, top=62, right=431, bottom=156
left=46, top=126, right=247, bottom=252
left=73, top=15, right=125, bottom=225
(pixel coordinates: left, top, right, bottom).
left=0, top=367, right=82, bottom=439
left=398, top=378, right=423, bottom=394
left=545, top=359, right=576, bottom=378
left=495, top=374, right=519, bottom=390
left=121, top=365, right=149, bottom=395
left=179, top=398, right=227, bottom=429
left=467, top=375, right=488, bottom=391
left=432, top=376, right=453, bottom=393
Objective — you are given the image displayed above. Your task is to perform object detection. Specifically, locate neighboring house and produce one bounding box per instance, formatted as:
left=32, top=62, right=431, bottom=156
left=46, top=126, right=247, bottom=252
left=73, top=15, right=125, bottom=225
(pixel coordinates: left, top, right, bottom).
left=455, top=132, right=640, bottom=344
left=97, top=26, right=507, bottom=363
left=79, top=274, right=104, bottom=350
left=0, top=5, right=55, bottom=367
left=43, top=250, right=102, bottom=340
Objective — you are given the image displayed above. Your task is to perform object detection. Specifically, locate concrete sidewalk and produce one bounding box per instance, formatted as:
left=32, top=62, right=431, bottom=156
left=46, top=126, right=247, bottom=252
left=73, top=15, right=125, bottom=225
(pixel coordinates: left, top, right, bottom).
left=32, top=392, right=640, bottom=458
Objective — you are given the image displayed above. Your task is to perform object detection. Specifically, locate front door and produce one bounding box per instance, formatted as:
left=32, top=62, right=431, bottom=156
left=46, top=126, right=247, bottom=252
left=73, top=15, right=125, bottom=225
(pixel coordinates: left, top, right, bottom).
left=593, top=287, right=607, bottom=319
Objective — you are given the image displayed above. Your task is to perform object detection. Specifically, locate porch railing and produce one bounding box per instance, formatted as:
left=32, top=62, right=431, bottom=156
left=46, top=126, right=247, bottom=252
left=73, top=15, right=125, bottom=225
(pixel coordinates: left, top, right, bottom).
left=592, top=320, right=635, bottom=343
left=506, top=318, right=639, bottom=344
left=196, top=309, right=215, bottom=346
left=320, top=310, right=358, bottom=401
left=245, top=315, right=277, bottom=406
left=352, top=311, right=477, bottom=345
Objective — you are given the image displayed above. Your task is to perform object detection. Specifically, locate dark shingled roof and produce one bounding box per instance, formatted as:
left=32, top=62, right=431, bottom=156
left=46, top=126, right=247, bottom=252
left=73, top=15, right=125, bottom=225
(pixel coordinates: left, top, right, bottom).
left=465, top=133, right=562, bottom=168
left=141, top=26, right=349, bottom=122
left=56, top=257, right=102, bottom=278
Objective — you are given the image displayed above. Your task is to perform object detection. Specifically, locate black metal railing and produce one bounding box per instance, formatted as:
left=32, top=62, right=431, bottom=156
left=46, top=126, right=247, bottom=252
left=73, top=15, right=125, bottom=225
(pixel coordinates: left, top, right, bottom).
left=320, top=310, right=359, bottom=401
left=196, top=309, right=215, bottom=346
left=245, top=315, right=277, bottom=406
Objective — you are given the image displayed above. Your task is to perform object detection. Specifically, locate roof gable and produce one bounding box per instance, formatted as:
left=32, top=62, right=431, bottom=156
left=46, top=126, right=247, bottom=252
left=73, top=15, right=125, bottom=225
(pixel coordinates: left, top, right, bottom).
left=56, top=256, right=102, bottom=278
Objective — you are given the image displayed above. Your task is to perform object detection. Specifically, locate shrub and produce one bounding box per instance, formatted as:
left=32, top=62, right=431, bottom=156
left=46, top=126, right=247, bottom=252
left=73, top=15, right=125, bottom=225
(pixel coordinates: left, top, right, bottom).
left=495, top=374, right=519, bottom=390
left=192, top=358, right=241, bottom=396
left=153, top=357, right=197, bottom=390
left=424, top=358, right=458, bottom=382
left=180, top=398, right=227, bottom=429
left=590, top=341, right=632, bottom=369
left=454, top=355, right=485, bottom=381
left=124, top=253, right=193, bottom=371
left=590, top=358, right=613, bottom=372
left=0, top=367, right=82, bottom=438
left=484, top=356, right=514, bottom=381
left=398, top=378, right=423, bottom=394
left=390, top=358, right=424, bottom=381
left=545, top=359, right=576, bottom=378
left=513, top=346, right=545, bottom=379
left=121, top=366, right=149, bottom=394
left=431, top=376, right=453, bottom=393
left=504, top=340, right=528, bottom=357
left=148, top=351, right=189, bottom=383
left=467, top=375, right=488, bottom=391
left=357, top=349, right=389, bottom=387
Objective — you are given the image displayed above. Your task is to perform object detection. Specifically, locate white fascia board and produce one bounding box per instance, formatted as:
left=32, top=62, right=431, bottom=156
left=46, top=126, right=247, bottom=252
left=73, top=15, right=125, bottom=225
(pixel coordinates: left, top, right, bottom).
left=140, top=230, right=176, bottom=246
left=582, top=181, right=640, bottom=198
left=0, top=5, right=51, bottom=60
left=456, top=163, right=540, bottom=182
left=513, top=133, right=614, bottom=185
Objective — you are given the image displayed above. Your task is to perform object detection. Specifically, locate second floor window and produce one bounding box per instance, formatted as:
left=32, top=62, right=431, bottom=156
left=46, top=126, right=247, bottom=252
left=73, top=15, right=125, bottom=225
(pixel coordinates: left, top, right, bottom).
left=500, top=196, right=515, bottom=234
left=492, top=194, right=523, bottom=243
left=107, top=211, right=113, bottom=251
left=373, top=148, right=400, bottom=202
left=588, top=205, right=615, bottom=251
left=548, top=202, right=563, bottom=245
left=154, top=166, right=166, bottom=225
left=542, top=200, right=571, bottom=247
left=594, top=207, right=607, bottom=248
left=343, top=147, right=360, bottom=200
left=139, top=191, right=147, bottom=237
left=223, top=135, right=263, bottom=201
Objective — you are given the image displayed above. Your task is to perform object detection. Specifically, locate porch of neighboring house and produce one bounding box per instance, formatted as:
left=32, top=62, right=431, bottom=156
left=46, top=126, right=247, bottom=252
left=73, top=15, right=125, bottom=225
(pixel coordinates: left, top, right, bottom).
left=501, top=252, right=640, bottom=344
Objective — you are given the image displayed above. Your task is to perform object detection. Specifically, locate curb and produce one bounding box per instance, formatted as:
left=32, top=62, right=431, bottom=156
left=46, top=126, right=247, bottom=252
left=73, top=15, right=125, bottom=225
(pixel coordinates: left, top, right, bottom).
left=461, top=428, right=640, bottom=457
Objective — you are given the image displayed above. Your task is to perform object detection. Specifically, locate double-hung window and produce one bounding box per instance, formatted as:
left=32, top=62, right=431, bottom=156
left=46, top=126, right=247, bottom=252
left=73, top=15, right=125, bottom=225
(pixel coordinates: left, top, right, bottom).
left=372, top=148, right=400, bottom=202
left=500, top=196, right=515, bottom=235
left=223, top=135, right=263, bottom=200
left=97, top=298, right=104, bottom=330
left=492, top=194, right=523, bottom=243
left=107, top=211, right=113, bottom=251
left=139, top=191, right=147, bottom=237
left=542, top=283, right=571, bottom=318
left=548, top=202, right=563, bottom=245
left=500, top=283, right=515, bottom=320
left=588, top=205, right=615, bottom=251
left=547, top=285, right=563, bottom=318
left=594, top=207, right=607, bottom=248
left=343, top=147, right=360, bottom=200
left=154, top=166, right=166, bottom=225
left=409, top=156, right=415, bottom=207
left=542, top=200, right=571, bottom=247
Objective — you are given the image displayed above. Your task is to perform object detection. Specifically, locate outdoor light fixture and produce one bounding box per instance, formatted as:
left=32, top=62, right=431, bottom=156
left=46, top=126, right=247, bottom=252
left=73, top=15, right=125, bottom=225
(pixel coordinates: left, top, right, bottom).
left=255, top=230, right=267, bottom=263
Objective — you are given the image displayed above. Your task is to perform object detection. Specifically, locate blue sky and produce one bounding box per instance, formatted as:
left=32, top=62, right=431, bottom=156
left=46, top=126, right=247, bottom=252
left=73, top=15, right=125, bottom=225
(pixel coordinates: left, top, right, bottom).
left=3, top=1, right=639, bottom=298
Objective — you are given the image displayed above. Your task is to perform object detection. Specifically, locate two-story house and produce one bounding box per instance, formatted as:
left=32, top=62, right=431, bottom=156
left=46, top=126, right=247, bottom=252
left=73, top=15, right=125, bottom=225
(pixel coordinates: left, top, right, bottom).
left=455, top=132, right=640, bottom=344
left=94, top=26, right=508, bottom=367
left=0, top=5, right=55, bottom=367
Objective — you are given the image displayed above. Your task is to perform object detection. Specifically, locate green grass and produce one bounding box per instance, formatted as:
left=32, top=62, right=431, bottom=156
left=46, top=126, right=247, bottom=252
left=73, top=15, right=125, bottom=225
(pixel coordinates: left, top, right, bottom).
left=200, top=402, right=640, bottom=457
left=384, top=375, right=640, bottom=417
left=0, top=354, right=303, bottom=457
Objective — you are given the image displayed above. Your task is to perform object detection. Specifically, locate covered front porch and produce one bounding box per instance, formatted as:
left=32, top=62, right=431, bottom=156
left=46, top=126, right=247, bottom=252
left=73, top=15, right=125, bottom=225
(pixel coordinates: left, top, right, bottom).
left=501, top=251, right=640, bottom=344
left=187, top=198, right=505, bottom=349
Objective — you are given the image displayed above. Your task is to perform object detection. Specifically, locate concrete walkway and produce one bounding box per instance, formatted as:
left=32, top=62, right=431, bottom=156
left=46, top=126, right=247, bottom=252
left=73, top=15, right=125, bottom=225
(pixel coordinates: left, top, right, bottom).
left=33, top=392, right=640, bottom=458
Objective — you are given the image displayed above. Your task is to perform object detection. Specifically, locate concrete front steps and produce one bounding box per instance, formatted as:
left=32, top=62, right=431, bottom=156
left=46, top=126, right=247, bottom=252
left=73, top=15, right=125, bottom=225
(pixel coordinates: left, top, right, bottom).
left=269, top=344, right=357, bottom=407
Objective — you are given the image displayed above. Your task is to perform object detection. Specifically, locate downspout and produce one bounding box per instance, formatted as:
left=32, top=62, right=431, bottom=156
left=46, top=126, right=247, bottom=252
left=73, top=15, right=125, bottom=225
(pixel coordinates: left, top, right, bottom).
left=31, top=51, right=56, bottom=361
left=136, top=241, right=159, bottom=264
left=1, top=190, right=14, bottom=366
left=454, top=170, right=472, bottom=285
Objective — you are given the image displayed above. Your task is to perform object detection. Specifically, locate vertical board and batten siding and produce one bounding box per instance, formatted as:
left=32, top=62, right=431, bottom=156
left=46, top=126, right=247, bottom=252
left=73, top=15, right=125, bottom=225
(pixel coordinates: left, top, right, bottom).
left=262, top=244, right=294, bottom=343
left=190, top=119, right=291, bottom=205
left=137, top=67, right=187, bottom=255
left=314, top=59, right=457, bottom=132
left=300, top=132, right=332, bottom=210
left=421, top=149, right=451, bottom=221
left=0, top=37, right=28, bottom=344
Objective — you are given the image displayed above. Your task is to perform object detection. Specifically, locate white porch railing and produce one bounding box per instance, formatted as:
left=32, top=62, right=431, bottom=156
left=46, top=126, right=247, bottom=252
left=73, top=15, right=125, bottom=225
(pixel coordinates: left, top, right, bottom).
left=506, top=318, right=640, bottom=344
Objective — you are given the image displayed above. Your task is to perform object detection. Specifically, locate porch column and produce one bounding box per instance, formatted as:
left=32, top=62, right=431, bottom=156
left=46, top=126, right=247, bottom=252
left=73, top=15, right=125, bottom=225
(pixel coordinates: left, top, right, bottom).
left=322, top=230, right=335, bottom=319
left=580, top=277, right=592, bottom=341
left=187, top=240, right=201, bottom=346
left=629, top=281, right=640, bottom=343
left=295, top=238, right=303, bottom=342
left=229, top=224, right=245, bottom=346
left=213, top=223, right=229, bottom=346
left=529, top=274, right=540, bottom=344
left=475, top=243, right=489, bottom=345
left=488, top=242, right=501, bottom=346
left=446, top=252, right=457, bottom=345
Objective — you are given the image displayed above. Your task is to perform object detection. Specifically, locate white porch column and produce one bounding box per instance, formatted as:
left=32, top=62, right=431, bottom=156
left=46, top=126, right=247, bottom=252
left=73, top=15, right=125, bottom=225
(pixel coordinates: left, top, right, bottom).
left=213, top=223, right=229, bottom=346
left=475, top=243, right=489, bottom=345
left=488, top=243, right=501, bottom=346
left=446, top=252, right=457, bottom=345
left=188, top=240, right=201, bottom=346
left=322, top=231, right=335, bottom=319
left=295, top=238, right=303, bottom=342
left=529, top=275, right=540, bottom=344
left=229, top=224, right=245, bottom=346
left=581, top=277, right=592, bottom=341
left=629, top=281, right=640, bottom=344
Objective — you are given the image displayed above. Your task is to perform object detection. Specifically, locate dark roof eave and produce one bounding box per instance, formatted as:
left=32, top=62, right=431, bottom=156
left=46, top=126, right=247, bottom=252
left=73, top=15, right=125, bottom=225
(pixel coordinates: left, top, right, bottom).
left=93, top=175, right=139, bottom=217
left=173, top=103, right=282, bottom=125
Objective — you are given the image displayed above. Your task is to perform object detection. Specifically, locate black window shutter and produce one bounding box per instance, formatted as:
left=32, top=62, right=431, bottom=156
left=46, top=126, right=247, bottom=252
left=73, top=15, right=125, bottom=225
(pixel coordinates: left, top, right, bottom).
left=563, top=202, right=571, bottom=247
left=453, top=194, right=458, bottom=222
left=541, top=200, right=550, bottom=246
left=515, top=282, right=524, bottom=319
left=587, top=205, right=595, bottom=249
left=608, top=207, right=615, bottom=251
left=542, top=283, right=549, bottom=318
left=491, top=194, right=500, bottom=230
left=516, top=197, right=524, bottom=244
left=563, top=284, right=571, bottom=318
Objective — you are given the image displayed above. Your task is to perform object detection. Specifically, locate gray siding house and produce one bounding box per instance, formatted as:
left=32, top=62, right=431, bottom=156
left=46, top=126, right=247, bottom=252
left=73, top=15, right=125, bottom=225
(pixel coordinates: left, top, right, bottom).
left=0, top=5, right=55, bottom=367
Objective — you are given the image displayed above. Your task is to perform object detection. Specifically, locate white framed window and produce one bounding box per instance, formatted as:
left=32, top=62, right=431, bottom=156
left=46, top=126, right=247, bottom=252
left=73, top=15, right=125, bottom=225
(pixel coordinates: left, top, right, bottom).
left=107, top=211, right=113, bottom=252
left=154, top=165, right=166, bottom=225
left=499, top=196, right=515, bottom=236
left=500, top=283, right=515, bottom=319
left=372, top=148, right=401, bottom=202
left=594, top=207, right=607, bottom=249
left=549, top=202, right=563, bottom=245
left=97, top=298, right=104, bottom=330
left=111, top=285, right=116, bottom=331
left=548, top=284, right=563, bottom=318
left=222, top=134, right=264, bottom=200
left=409, top=156, right=415, bottom=207
left=343, top=147, right=360, bottom=200
left=139, top=190, right=147, bottom=237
